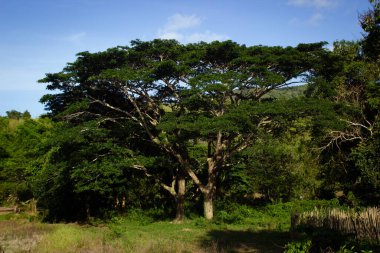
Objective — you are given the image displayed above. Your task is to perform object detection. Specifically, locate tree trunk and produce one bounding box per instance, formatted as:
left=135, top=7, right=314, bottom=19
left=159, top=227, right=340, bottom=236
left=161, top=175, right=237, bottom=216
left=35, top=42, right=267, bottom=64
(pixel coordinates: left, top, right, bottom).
left=203, top=156, right=217, bottom=220
left=203, top=191, right=214, bottom=220
left=174, top=172, right=185, bottom=223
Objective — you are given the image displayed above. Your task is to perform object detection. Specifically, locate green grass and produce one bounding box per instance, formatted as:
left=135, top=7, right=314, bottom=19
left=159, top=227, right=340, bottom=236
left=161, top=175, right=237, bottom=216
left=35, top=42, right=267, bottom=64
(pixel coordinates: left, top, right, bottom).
left=36, top=224, right=125, bottom=253
left=0, top=213, right=14, bottom=221
left=0, top=200, right=350, bottom=253
left=0, top=214, right=291, bottom=252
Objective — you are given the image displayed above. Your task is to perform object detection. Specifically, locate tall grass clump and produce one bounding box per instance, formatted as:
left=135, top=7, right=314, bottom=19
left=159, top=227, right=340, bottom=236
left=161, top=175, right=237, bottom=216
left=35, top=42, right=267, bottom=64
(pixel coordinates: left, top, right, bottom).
left=292, top=207, right=380, bottom=243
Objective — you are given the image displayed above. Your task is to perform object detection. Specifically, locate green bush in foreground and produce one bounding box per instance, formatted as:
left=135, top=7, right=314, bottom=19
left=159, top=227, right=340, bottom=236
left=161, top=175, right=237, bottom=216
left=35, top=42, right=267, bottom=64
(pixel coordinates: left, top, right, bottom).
left=284, top=239, right=312, bottom=253
left=213, top=199, right=341, bottom=230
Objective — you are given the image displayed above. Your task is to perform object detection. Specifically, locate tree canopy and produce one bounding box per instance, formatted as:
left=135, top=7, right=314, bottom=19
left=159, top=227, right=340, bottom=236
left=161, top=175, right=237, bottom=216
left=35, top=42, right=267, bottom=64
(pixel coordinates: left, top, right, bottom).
left=38, top=40, right=331, bottom=220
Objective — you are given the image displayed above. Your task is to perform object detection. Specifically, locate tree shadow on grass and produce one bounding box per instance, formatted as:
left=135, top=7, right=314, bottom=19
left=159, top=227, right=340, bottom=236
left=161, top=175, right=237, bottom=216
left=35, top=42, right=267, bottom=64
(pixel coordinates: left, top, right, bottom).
left=199, top=229, right=294, bottom=253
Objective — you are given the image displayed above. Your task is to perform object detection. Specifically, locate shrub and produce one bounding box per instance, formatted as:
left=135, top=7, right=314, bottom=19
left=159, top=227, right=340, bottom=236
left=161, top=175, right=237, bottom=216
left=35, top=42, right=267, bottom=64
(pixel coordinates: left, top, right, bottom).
left=284, top=239, right=312, bottom=253
left=292, top=207, right=380, bottom=244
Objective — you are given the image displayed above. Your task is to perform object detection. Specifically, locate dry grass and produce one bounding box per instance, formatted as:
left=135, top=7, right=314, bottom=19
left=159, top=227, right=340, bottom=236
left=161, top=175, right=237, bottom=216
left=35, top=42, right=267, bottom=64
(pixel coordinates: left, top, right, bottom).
left=292, top=207, right=380, bottom=243
left=35, top=225, right=126, bottom=253
left=0, top=220, right=126, bottom=253
left=0, top=220, right=54, bottom=252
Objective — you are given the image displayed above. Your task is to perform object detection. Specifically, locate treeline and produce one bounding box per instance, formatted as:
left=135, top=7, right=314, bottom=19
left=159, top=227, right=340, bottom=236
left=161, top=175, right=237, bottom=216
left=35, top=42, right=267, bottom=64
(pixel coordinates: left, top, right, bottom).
left=0, top=1, right=379, bottom=222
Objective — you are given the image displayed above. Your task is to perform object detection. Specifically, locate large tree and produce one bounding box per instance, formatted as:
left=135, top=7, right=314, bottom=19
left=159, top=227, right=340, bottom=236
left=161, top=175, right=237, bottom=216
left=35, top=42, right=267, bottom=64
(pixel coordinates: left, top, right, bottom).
left=303, top=2, right=380, bottom=204
left=306, top=39, right=380, bottom=204
left=40, top=39, right=327, bottom=219
left=360, top=0, right=380, bottom=61
left=39, top=44, right=189, bottom=221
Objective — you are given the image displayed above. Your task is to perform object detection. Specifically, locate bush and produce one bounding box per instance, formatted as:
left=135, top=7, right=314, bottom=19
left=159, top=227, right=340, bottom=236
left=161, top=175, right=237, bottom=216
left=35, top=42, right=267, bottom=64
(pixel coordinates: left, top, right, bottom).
left=212, top=199, right=343, bottom=231
left=214, top=203, right=253, bottom=224
left=284, top=240, right=312, bottom=253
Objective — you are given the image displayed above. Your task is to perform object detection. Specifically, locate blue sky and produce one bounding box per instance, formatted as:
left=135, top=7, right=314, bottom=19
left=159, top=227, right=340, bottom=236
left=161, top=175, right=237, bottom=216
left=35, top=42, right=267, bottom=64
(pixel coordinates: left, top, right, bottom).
left=0, top=0, right=372, bottom=117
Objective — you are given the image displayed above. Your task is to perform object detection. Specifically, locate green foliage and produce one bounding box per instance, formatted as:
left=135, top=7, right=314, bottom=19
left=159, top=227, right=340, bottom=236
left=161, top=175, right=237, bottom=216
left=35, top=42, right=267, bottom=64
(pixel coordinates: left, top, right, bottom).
left=30, top=120, right=171, bottom=221
left=314, top=231, right=378, bottom=253
left=348, top=128, right=380, bottom=204
left=284, top=240, right=312, bottom=253
left=213, top=200, right=341, bottom=231
left=337, top=244, right=374, bottom=253
left=305, top=39, right=380, bottom=205
left=360, top=0, right=380, bottom=61
left=220, top=115, right=321, bottom=203
left=0, top=116, right=52, bottom=205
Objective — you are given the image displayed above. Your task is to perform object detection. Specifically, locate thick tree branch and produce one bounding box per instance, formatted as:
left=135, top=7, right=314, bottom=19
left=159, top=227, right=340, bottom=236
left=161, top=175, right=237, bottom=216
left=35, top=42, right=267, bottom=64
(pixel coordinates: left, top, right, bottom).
left=88, top=95, right=141, bottom=124
left=342, top=119, right=373, bottom=137
left=132, top=164, right=177, bottom=197
left=317, top=131, right=364, bottom=152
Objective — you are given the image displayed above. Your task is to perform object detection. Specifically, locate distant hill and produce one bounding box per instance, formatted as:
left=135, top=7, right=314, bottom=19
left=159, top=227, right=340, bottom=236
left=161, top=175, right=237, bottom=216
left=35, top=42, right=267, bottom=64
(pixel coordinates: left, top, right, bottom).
left=263, top=85, right=307, bottom=100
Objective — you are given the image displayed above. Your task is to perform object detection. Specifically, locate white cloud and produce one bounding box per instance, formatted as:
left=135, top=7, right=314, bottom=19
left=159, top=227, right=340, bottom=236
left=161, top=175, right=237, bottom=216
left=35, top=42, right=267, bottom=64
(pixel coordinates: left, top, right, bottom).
left=162, top=14, right=201, bottom=33
left=288, top=0, right=338, bottom=8
left=158, top=14, right=228, bottom=43
left=159, top=31, right=184, bottom=41
left=289, top=12, right=324, bottom=26
left=186, top=31, right=228, bottom=43
left=64, top=32, right=86, bottom=44
left=288, top=0, right=335, bottom=26
left=307, top=12, right=324, bottom=25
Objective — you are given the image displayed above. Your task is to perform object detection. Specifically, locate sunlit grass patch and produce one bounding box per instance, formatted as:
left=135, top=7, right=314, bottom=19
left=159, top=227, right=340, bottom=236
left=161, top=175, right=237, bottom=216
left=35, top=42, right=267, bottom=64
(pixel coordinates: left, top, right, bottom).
left=35, top=224, right=124, bottom=253
left=1, top=201, right=348, bottom=253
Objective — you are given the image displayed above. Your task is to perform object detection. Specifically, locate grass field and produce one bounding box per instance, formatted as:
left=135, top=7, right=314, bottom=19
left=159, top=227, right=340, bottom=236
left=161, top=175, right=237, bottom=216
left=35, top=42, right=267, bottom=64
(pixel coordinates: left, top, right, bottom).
left=0, top=200, right=366, bottom=253
left=0, top=218, right=293, bottom=253
left=0, top=206, right=301, bottom=253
